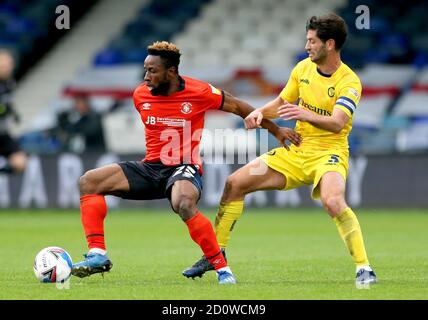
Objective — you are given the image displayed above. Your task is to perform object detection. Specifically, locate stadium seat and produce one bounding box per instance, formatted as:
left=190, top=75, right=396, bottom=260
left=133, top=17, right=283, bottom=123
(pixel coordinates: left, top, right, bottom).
left=102, top=111, right=147, bottom=154
left=94, top=48, right=123, bottom=66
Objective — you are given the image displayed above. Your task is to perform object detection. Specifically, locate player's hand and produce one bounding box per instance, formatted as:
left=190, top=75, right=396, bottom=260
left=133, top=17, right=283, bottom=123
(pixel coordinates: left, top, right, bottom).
left=244, top=110, right=264, bottom=129
left=278, top=103, right=312, bottom=122
left=275, top=127, right=302, bottom=150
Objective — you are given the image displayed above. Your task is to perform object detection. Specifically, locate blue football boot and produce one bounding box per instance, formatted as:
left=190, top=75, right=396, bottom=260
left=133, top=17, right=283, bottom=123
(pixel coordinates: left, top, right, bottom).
left=355, top=268, right=377, bottom=289
left=71, top=253, right=113, bottom=278
left=183, top=248, right=227, bottom=279
left=217, top=270, right=237, bottom=284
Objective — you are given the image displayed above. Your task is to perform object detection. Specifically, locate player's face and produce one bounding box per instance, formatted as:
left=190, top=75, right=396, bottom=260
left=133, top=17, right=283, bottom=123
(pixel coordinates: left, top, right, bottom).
left=305, top=29, right=327, bottom=64
left=144, top=55, right=172, bottom=96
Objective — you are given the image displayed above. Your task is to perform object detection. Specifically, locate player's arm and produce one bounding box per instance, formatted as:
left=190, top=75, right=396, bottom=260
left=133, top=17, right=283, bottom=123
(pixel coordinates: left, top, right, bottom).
left=222, top=91, right=301, bottom=148
left=278, top=102, right=349, bottom=133
left=242, top=96, right=286, bottom=129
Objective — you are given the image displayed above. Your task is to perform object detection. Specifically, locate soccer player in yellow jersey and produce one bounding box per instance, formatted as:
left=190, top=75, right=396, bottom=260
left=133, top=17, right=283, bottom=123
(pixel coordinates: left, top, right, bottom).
left=183, top=13, right=377, bottom=288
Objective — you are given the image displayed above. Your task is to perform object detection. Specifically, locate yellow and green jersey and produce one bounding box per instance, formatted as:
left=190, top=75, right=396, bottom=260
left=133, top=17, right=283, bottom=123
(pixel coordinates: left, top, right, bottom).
left=279, top=57, right=362, bottom=152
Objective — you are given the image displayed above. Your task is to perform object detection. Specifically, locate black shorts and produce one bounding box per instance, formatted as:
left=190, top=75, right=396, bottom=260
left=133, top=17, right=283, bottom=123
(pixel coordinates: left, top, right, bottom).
left=0, top=134, right=20, bottom=157
left=118, top=161, right=203, bottom=201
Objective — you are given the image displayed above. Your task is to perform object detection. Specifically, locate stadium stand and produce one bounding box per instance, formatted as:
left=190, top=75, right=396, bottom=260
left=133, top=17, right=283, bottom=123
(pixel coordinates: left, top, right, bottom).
left=349, top=64, right=417, bottom=154
left=5, top=0, right=427, bottom=156
left=0, top=0, right=97, bottom=79
left=393, top=67, right=428, bottom=152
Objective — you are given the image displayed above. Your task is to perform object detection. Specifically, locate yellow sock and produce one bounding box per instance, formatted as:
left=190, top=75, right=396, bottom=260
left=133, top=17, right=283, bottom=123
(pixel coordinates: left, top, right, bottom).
left=333, top=207, right=370, bottom=267
left=214, top=200, right=244, bottom=248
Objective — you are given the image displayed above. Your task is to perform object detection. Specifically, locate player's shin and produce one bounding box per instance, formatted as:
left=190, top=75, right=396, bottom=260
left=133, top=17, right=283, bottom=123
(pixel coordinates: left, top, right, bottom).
left=185, top=212, right=227, bottom=270
left=333, top=207, right=369, bottom=267
left=80, top=194, right=107, bottom=251
left=214, top=200, right=244, bottom=248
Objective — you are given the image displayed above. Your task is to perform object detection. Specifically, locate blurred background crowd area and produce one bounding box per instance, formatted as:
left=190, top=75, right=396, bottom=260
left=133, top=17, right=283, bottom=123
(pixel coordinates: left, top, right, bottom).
left=1, top=0, right=428, bottom=156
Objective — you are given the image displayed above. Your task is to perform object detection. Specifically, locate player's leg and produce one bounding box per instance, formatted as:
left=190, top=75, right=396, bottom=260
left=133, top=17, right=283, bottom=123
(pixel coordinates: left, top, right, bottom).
left=215, top=156, right=286, bottom=248
left=169, top=169, right=236, bottom=284
left=318, top=171, right=377, bottom=288
left=79, top=163, right=130, bottom=250
left=8, top=151, right=27, bottom=173
left=72, top=163, right=130, bottom=277
left=0, top=135, right=26, bottom=173
left=183, top=157, right=287, bottom=278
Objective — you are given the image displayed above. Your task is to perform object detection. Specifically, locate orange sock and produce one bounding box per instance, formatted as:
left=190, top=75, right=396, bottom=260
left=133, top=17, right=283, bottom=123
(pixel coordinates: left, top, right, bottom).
left=185, top=212, right=227, bottom=270
left=80, top=194, right=107, bottom=250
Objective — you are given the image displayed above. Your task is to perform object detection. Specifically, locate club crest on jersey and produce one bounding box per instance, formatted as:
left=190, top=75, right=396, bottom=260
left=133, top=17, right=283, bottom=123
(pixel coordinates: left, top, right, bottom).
left=181, top=102, right=192, bottom=114
left=142, top=103, right=151, bottom=110
left=328, top=87, right=335, bottom=97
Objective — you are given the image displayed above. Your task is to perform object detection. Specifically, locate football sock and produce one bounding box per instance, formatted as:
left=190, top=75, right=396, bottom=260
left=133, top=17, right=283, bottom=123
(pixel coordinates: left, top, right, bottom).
left=214, top=200, right=244, bottom=248
left=185, top=211, right=227, bottom=270
left=80, top=194, right=107, bottom=251
left=217, top=266, right=232, bottom=274
left=356, top=265, right=372, bottom=273
left=88, top=248, right=107, bottom=255
left=333, top=207, right=369, bottom=267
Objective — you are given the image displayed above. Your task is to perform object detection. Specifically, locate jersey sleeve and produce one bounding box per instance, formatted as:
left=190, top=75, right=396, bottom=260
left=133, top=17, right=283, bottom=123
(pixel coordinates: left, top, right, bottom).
left=334, top=79, right=362, bottom=118
left=202, top=83, right=224, bottom=111
left=132, top=84, right=144, bottom=111
left=279, top=66, right=299, bottom=103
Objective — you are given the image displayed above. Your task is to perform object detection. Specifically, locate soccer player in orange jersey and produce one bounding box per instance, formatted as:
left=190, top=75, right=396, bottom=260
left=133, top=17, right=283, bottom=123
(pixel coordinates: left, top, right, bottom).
left=72, top=41, right=301, bottom=284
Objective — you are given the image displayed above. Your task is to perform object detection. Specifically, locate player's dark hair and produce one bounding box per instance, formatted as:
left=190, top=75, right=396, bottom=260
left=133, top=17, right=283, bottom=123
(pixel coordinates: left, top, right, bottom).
left=147, top=41, right=181, bottom=72
left=306, top=13, right=348, bottom=50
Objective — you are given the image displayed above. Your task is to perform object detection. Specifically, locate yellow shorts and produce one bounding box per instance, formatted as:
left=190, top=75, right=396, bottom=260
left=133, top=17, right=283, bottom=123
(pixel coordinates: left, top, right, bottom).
left=259, top=147, right=349, bottom=200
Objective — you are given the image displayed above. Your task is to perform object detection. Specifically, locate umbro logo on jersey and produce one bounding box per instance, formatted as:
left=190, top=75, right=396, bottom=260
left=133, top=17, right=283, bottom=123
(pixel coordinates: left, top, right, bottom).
left=209, top=84, right=221, bottom=95
left=142, top=103, right=151, bottom=110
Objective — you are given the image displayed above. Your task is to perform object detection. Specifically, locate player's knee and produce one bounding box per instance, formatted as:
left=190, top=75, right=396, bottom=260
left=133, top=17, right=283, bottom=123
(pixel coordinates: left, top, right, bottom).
left=321, top=195, right=344, bottom=217
left=9, top=152, right=27, bottom=173
left=11, top=158, right=26, bottom=173
left=79, top=170, right=98, bottom=195
left=223, top=175, right=244, bottom=198
left=172, top=196, right=196, bottom=220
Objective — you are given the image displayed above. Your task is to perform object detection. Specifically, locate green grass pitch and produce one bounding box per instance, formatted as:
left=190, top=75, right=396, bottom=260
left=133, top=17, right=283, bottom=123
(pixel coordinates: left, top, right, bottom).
left=0, top=207, right=427, bottom=300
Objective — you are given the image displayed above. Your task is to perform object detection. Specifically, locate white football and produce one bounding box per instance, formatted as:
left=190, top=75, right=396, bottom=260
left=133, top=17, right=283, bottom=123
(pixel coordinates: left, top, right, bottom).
left=33, top=246, right=73, bottom=283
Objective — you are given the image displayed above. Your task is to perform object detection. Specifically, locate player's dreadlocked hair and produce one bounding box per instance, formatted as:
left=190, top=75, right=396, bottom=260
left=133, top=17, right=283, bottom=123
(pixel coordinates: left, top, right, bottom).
left=306, top=13, right=348, bottom=50
left=147, top=41, right=181, bottom=72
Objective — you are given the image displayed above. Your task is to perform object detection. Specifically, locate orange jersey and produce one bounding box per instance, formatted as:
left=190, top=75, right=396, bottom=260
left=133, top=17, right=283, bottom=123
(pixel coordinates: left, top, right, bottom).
left=133, top=76, right=224, bottom=172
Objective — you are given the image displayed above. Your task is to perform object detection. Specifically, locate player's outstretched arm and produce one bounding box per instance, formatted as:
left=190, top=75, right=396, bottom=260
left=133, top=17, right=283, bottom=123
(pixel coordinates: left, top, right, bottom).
left=243, top=96, right=285, bottom=129
left=278, top=102, right=349, bottom=134
left=221, top=91, right=301, bottom=149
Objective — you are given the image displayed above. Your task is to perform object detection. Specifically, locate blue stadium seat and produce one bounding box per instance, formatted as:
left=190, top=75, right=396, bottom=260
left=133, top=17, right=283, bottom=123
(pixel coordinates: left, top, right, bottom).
left=413, top=52, right=428, bottom=68
left=94, top=48, right=124, bottom=66
left=123, top=47, right=147, bottom=64
left=6, top=16, right=39, bottom=36
left=93, top=0, right=210, bottom=67
left=364, top=50, right=391, bottom=64
left=0, top=3, right=19, bottom=16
